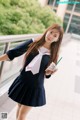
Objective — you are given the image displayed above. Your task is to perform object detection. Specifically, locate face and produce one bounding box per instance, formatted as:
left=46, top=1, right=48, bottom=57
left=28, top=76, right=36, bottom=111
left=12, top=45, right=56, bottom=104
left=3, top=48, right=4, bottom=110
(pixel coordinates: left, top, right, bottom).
left=45, top=28, right=60, bottom=44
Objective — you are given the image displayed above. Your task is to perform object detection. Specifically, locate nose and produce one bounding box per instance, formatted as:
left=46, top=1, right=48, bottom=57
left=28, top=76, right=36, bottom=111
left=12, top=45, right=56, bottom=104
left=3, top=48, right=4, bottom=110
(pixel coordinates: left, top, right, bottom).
left=49, top=34, right=54, bottom=40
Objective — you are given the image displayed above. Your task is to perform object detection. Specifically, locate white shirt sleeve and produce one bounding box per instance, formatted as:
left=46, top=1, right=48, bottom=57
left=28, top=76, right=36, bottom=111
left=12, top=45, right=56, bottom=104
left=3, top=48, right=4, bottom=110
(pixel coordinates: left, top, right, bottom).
left=32, top=38, right=35, bottom=42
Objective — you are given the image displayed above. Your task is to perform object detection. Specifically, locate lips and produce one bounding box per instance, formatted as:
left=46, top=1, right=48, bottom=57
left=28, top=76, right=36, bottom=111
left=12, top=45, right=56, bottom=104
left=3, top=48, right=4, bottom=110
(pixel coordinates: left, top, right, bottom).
left=48, top=38, right=51, bottom=41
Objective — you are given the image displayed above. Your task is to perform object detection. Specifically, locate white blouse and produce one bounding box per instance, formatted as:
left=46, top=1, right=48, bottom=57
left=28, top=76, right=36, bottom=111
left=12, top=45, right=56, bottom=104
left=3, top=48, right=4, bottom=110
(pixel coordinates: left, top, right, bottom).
left=25, top=44, right=50, bottom=75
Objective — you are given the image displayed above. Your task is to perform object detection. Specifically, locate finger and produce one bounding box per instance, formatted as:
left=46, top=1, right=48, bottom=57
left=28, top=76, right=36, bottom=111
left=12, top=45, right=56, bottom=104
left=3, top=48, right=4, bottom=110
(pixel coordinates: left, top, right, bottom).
left=51, top=69, right=58, bottom=74
left=52, top=69, right=58, bottom=73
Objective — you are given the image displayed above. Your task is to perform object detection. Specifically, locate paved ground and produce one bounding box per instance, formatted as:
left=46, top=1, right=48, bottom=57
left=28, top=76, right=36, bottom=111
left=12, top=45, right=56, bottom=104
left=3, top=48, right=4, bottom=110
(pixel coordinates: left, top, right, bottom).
left=1, top=38, right=80, bottom=120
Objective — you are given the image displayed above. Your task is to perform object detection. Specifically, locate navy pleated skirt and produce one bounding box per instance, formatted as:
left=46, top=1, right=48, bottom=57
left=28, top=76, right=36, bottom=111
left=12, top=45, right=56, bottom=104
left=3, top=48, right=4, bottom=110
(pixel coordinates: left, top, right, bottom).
left=8, top=72, right=46, bottom=107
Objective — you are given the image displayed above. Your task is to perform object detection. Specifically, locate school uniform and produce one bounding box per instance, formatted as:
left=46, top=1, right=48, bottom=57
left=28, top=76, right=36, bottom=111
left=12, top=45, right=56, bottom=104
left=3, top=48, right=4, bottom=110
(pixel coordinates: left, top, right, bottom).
left=6, top=38, right=52, bottom=107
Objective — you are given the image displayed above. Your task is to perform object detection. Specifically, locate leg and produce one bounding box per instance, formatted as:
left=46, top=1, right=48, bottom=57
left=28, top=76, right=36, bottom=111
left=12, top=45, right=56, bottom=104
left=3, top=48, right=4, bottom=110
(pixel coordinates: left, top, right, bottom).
left=17, top=105, right=32, bottom=120
left=16, top=103, right=22, bottom=119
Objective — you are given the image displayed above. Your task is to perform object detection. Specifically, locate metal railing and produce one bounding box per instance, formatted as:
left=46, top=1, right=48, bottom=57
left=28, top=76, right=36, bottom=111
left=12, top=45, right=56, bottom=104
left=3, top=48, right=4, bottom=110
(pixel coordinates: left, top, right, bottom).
left=0, top=33, right=80, bottom=84
left=0, top=34, right=41, bottom=82
left=0, top=32, right=80, bottom=98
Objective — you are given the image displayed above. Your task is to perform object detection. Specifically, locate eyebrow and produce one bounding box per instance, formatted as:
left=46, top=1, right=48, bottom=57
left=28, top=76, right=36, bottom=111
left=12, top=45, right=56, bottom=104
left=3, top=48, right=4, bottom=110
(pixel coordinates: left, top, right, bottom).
left=51, top=30, right=59, bottom=34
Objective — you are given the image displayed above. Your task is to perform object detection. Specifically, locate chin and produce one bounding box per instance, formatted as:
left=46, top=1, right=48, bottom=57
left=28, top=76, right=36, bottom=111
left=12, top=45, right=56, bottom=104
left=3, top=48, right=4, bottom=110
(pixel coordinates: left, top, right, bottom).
left=46, top=40, right=51, bottom=43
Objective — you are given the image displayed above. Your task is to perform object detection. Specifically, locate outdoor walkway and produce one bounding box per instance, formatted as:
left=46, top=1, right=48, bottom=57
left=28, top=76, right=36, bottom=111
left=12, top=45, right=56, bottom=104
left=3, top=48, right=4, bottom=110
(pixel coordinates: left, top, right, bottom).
left=1, top=37, right=80, bottom=120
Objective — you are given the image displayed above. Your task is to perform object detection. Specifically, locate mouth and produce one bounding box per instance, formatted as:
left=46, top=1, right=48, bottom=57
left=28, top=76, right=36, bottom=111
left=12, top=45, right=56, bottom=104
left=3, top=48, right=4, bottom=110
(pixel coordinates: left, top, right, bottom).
left=47, top=38, right=51, bottom=41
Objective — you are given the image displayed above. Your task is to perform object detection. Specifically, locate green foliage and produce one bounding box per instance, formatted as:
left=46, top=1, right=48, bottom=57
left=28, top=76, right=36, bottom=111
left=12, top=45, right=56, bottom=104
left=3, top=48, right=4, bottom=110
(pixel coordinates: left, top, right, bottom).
left=0, top=0, right=10, bottom=7
left=10, top=0, right=19, bottom=6
left=0, top=0, right=63, bottom=35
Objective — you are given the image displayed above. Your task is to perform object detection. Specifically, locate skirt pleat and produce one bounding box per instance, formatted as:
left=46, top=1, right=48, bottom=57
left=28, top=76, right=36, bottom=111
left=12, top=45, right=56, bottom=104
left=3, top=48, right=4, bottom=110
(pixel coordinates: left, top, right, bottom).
left=8, top=75, right=46, bottom=107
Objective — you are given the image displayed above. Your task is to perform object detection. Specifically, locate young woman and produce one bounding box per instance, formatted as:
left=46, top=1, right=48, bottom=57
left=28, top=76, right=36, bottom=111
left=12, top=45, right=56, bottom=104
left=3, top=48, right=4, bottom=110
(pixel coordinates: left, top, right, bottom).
left=0, top=23, right=64, bottom=120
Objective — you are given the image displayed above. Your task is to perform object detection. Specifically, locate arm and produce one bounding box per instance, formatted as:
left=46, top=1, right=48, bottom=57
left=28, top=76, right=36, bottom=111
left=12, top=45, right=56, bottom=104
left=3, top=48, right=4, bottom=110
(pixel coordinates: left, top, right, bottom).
left=5, top=39, right=33, bottom=61
left=45, top=68, right=58, bottom=79
left=0, top=53, right=10, bottom=61
left=45, top=74, right=51, bottom=78
left=45, top=70, right=51, bottom=79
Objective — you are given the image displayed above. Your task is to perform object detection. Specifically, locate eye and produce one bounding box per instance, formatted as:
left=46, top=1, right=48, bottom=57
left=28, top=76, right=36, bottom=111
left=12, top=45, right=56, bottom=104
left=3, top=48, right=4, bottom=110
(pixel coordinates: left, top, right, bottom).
left=54, top=34, right=57, bottom=37
left=50, top=31, right=53, bottom=34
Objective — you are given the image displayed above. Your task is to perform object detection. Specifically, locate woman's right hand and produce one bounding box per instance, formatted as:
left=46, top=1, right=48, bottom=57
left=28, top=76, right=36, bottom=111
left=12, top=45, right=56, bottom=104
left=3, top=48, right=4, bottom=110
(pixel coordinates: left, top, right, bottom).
left=0, top=54, right=10, bottom=61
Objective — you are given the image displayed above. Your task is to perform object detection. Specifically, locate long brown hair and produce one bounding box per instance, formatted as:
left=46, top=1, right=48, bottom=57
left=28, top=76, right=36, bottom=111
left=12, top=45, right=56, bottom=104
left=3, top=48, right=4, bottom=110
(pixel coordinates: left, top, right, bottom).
left=22, top=23, right=64, bottom=70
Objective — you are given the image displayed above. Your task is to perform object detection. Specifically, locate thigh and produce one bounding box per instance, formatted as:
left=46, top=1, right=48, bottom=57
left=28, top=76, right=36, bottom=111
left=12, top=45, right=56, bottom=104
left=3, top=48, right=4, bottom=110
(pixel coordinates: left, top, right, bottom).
left=19, top=105, right=32, bottom=116
left=17, top=103, right=22, bottom=108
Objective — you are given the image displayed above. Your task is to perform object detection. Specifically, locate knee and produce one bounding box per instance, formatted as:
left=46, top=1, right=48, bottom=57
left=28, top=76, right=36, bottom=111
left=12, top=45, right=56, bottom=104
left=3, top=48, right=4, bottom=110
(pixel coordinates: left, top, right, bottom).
left=17, top=112, right=26, bottom=120
left=17, top=105, right=32, bottom=120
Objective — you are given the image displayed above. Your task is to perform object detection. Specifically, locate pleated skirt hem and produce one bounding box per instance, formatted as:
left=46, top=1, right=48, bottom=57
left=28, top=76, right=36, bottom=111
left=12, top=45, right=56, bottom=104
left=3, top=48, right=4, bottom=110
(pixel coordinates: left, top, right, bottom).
left=7, top=75, right=46, bottom=107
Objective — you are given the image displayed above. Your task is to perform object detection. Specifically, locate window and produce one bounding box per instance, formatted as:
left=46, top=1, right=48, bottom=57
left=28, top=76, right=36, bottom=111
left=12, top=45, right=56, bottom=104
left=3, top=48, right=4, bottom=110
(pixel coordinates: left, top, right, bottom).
left=63, top=13, right=70, bottom=31
left=68, top=15, right=80, bottom=35
left=75, top=4, right=80, bottom=12
left=48, top=0, right=54, bottom=5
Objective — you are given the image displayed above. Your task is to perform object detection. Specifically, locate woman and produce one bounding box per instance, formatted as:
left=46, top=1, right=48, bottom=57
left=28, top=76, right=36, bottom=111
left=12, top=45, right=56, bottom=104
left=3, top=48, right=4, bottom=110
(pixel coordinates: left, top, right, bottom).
left=0, top=23, right=64, bottom=120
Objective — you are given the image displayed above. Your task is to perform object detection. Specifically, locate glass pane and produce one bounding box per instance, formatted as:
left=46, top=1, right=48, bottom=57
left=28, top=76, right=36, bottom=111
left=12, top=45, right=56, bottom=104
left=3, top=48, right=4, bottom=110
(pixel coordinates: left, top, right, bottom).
left=68, top=15, right=80, bottom=35
left=0, top=41, right=24, bottom=82
left=55, top=0, right=58, bottom=7
left=67, top=3, right=73, bottom=10
left=48, top=0, right=54, bottom=5
left=75, top=4, right=80, bottom=12
left=63, top=13, right=70, bottom=31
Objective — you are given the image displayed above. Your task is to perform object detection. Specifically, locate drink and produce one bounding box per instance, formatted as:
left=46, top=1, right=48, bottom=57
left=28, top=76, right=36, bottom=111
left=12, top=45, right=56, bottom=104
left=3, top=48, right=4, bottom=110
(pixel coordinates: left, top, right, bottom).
left=45, top=57, right=62, bottom=75
left=46, top=62, right=56, bottom=71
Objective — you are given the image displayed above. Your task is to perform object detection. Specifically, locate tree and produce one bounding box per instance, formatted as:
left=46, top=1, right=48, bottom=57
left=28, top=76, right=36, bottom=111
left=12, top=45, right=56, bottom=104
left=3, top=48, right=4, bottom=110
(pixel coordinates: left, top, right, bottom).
left=0, top=0, right=63, bottom=35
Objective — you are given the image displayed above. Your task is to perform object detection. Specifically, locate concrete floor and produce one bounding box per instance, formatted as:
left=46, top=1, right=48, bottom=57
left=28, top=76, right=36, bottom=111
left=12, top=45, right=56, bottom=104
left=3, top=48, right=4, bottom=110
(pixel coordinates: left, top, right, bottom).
left=1, top=38, right=80, bottom=120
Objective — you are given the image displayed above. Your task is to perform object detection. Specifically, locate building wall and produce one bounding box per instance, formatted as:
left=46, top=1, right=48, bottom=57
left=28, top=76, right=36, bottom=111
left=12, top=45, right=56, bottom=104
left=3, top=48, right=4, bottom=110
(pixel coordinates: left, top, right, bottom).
left=47, top=0, right=80, bottom=35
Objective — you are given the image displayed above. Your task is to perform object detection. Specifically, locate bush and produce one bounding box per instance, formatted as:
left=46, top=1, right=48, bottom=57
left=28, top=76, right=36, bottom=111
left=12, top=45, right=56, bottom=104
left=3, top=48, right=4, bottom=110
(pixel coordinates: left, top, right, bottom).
left=0, top=0, right=63, bottom=35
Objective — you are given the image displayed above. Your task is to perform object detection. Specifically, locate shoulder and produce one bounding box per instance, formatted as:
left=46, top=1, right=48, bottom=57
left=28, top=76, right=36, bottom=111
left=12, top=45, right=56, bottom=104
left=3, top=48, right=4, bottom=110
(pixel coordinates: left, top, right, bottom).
left=24, top=38, right=33, bottom=44
left=19, top=38, right=35, bottom=48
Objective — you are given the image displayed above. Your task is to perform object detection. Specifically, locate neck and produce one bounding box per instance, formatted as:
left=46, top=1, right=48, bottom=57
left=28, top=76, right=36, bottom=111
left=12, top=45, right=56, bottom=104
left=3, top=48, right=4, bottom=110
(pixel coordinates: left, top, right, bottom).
left=43, top=42, right=51, bottom=50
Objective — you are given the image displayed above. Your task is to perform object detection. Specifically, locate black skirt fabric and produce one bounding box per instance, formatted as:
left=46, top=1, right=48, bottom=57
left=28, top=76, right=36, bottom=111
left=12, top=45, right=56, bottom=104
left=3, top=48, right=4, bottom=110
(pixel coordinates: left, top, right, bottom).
left=8, top=71, right=46, bottom=107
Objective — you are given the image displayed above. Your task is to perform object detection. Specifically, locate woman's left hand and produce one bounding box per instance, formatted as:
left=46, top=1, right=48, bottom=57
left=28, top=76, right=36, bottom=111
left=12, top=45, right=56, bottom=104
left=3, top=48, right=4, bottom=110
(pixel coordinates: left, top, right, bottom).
left=45, top=68, right=58, bottom=75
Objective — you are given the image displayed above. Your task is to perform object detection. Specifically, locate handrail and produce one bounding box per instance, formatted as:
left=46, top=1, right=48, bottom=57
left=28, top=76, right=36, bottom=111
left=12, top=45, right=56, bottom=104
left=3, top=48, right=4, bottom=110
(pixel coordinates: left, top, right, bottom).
left=0, top=34, right=41, bottom=81
left=0, top=32, right=80, bottom=100
left=0, top=33, right=79, bottom=82
left=0, top=33, right=79, bottom=44
left=71, top=33, right=80, bottom=40
left=0, top=34, right=42, bottom=43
